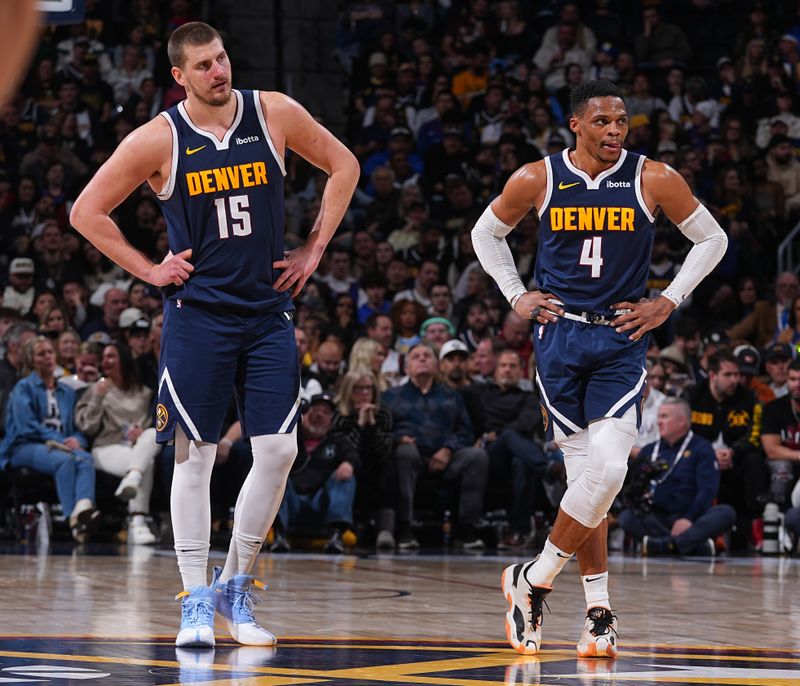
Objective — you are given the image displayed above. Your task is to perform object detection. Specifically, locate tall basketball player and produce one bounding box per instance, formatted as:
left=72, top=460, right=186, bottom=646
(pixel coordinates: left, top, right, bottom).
left=0, top=0, right=39, bottom=106
left=472, top=80, right=727, bottom=656
left=71, top=22, right=359, bottom=648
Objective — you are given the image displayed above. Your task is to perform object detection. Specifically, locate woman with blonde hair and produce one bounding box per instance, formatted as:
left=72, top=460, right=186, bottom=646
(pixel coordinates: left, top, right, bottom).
left=348, top=337, right=388, bottom=390
left=332, top=369, right=395, bottom=549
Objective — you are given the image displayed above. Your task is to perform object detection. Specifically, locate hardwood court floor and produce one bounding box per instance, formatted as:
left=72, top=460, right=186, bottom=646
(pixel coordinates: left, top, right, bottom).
left=0, top=546, right=798, bottom=684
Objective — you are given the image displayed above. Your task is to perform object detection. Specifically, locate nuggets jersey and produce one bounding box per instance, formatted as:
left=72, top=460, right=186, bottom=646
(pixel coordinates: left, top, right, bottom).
left=535, top=149, right=656, bottom=313
left=156, top=89, right=292, bottom=315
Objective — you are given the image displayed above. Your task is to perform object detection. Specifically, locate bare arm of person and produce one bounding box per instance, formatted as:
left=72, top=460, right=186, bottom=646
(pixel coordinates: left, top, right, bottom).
left=263, top=92, right=360, bottom=296
left=471, top=162, right=565, bottom=324
left=70, top=117, right=194, bottom=287
left=613, top=160, right=727, bottom=340
left=0, top=0, right=39, bottom=106
left=761, top=433, right=800, bottom=462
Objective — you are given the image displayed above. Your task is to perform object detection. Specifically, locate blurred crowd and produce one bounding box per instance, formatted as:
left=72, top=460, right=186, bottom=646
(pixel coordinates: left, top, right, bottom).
left=3, top=0, right=800, bottom=554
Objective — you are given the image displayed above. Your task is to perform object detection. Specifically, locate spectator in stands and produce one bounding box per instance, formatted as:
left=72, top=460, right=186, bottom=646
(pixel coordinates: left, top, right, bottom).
left=0, top=321, right=36, bottom=434
left=365, top=312, right=402, bottom=387
left=56, top=329, right=79, bottom=376
left=420, top=316, right=455, bottom=353
left=120, top=311, right=151, bottom=360
left=735, top=345, right=775, bottom=404
left=767, top=134, right=800, bottom=220
left=463, top=349, right=559, bottom=548
left=533, top=23, right=592, bottom=93
left=728, top=272, right=798, bottom=348
left=321, top=247, right=357, bottom=297
left=383, top=343, right=488, bottom=550
left=391, top=299, right=426, bottom=354
left=760, top=359, right=800, bottom=512
left=2, top=257, right=35, bottom=315
left=331, top=369, right=395, bottom=549
left=498, top=310, right=532, bottom=375
left=80, top=286, right=128, bottom=340
left=688, top=350, right=766, bottom=550
left=75, top=342, right=158, bottom=545
left=310, top=339, right=345, bottom=393
left=357, top=271, right=391, bottom=324
left=429, top=283, right=454, bottom=321
left=438, top=338, right=471, bottom=390
left=633, top=6, right=691, bottom=69
left=620, top=397, right=735, bottom=556
left=0, top=336, right=99, bottom=542
left=634, top=361, right=668, bottom=458
left=348, top=337, right=388, bottom=391
left=273, top=392, right=359, bottom=554
left=107, top=44, right=152, bottom=105
left=470, top=336, right=503, bottom=384
left=451, top=41, right=490, bottom=108
left=763, top=342, right=792, bottom=397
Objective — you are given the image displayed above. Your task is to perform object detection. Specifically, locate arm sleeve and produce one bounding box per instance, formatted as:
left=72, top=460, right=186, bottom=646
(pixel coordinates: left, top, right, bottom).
left=660, top=204, right=728, bottom=307
left=471, top=205, right=527, bottom=307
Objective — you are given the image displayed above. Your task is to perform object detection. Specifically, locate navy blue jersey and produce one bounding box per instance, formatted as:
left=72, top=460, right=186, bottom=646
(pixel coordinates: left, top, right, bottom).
left=535, top=148, right=656, bottom=313
left=156, top=89, right=292, bottom=315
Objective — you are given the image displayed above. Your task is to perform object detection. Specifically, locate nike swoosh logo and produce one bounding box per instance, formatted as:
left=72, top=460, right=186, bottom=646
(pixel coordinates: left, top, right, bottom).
left=558, top=181, right=580, bottom=190
left=585, top=575, right=604, bottom=582
left=556, top=552, right=572, bottom=559
left=185, top=145, right=206, bottom=155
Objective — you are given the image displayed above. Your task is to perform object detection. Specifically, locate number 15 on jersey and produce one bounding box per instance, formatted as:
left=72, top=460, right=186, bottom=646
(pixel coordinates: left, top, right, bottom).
left=214, top=194, right=252, bottom=239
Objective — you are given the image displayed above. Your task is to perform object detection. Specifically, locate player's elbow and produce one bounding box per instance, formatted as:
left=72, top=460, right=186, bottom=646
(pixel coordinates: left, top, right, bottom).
left=69, top=193, right=98, bottom=237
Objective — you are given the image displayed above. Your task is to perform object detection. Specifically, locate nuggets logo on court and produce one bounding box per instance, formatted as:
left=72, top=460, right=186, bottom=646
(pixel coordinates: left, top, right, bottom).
left=156, top=404, right=169, bottom=432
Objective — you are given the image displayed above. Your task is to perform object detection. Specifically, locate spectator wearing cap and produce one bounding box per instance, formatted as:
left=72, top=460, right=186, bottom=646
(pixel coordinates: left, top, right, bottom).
left=760, top=359, right=800, bottom=508
left=696, top=327, right=730, bottom=382
left=656, top=140, right=678, bottom=165
left=735, top=344, right=775, bottom=404
left=383, top=343, right=488, bottom=549
left=272, top=392, right=361, bottom=554
left=688, top=350, right=767, bottom=551
left=80, top=287, right=128, bottom=341
left=767, top=134, right=800, bottom=219
left=3, top=258, right=35, bottom=315
left=421, top=317, right=456, bottom=352
left=462, top=349, right=561, bottom=548
left=119, top=308, right=151, bottom=359
left=763, top=342, right=793, bottom=398
left=755, top=90, right=800, bottom=149
left=363, top=126, right=423, bottom=180
left=729, top=272, right=799, bottom=348
left=439, top=338, right=470, bottom=390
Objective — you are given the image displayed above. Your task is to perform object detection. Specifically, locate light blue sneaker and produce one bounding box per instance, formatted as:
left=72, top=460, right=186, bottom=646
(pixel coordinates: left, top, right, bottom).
left=211, top=566, right=276, bottom=646
left=175, top=585, right=216, bottom=648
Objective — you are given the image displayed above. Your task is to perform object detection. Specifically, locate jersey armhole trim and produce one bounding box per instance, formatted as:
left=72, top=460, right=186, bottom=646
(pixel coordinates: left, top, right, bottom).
left=635, top=154, right=657, bottom=223
left=539, top=156, right=554, bottom=214
left=253, top=90, right=287, bottom=177
left=157, top=112, right=178, bottom=200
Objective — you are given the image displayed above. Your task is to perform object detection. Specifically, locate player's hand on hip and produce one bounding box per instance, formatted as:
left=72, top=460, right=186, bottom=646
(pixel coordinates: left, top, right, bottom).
left=273, top=243, right=323, bottom=297
left=514, top=291, right=564, bottom=324
left=612, top=296, right=675, bottom=341
left=147, top=248, right=194, bottom=287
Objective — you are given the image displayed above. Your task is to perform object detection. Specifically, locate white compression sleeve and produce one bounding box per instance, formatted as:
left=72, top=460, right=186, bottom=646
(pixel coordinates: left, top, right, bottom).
left=661, top=204, right=728, bottom=307
left=471, top=205, right=527, bottom=307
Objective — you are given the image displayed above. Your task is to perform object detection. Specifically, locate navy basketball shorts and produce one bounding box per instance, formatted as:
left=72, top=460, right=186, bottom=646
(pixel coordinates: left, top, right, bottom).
left=533, top=317, right=647, bottom=439
left=156, top=300, right=301, bottom=444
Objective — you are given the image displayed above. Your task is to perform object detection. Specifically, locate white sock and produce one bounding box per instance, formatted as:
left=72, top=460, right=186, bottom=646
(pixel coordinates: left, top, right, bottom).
left=219, top=429, right=297, bottom=583
left=171, top=427, right=216, bottom=589
left=581, top=571, right=610, bottom=611
left=527, top=537, right=573, bottom=587
left=130, top=513, right=146, bottom=527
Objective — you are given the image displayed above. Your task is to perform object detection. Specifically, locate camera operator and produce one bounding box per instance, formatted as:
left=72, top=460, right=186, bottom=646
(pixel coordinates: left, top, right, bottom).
left=619, top=397, right=736, bottom=556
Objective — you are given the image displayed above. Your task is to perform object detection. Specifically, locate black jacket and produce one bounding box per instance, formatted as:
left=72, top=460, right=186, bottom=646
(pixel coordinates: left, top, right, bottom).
left=461, top=381, right=542, bottom=440
left=688, top=380, right=760, bottom=455
left=290, top=429, right=360, bottom=495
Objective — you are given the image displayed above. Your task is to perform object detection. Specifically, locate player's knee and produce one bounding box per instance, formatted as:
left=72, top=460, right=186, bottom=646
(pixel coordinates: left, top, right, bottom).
left=251, top=430, right=297, bottom=472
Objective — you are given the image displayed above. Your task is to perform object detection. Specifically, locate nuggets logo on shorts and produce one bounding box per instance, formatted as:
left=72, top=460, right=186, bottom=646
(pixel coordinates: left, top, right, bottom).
left=156, top=403, right=169, bottom=432
left=540, top=403, right=549, bottom=432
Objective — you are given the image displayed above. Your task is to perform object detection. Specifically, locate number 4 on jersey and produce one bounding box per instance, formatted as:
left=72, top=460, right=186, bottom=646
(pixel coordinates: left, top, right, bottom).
left=579, top=237, right=603, bottom=278
left=215, top=194, right=252, bottom=239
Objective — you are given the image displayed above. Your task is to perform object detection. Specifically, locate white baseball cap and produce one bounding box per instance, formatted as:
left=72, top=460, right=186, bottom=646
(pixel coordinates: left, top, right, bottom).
left=439, top=339, right=469, bottom=360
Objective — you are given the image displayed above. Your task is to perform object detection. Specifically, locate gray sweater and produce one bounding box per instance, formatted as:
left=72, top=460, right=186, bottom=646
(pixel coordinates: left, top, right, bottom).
left=75, top=382, right=153, bottom=448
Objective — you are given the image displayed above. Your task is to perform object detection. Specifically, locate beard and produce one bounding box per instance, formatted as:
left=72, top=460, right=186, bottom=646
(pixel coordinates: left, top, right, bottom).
left=192, top=83, right=233, bottom=107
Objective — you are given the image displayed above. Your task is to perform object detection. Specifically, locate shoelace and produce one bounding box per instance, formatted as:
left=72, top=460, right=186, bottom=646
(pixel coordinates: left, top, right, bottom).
left=588, top=609, right=618, bottom=638
left=528, top=591, right=550, bottom=631
left=182, top=599, right=215, bottom=625
left=229, top=579, right=268, bottom=622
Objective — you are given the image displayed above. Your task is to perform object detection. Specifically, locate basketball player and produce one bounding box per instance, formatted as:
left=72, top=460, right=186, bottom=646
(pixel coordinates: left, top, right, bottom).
left=0, top=0, right=39, bottom=106
left=71, top=22, right=359, bottom=648
left=471, top=80, right=727, bottom=656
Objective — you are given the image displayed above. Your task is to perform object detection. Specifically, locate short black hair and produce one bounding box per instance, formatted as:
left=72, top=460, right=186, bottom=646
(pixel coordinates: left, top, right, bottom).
left=790, top=358, right=800, bottom=372
left=570, top=80, right=624, bottom=117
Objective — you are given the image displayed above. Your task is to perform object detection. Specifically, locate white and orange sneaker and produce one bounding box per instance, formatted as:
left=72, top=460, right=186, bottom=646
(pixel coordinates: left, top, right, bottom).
left=501, top=562, right=551, bottom=654
left=576, top=607, right=618, bottom=658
